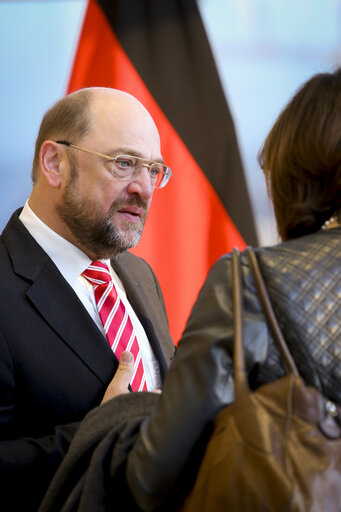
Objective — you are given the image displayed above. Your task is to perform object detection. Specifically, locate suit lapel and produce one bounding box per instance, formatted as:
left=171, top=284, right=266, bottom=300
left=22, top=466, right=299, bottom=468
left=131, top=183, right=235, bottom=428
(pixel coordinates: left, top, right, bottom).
left=3, top=210, right=115, bottom=383
left=111, top=252, right=174, bottom=379
left=26, top=262, right=114, bottom=382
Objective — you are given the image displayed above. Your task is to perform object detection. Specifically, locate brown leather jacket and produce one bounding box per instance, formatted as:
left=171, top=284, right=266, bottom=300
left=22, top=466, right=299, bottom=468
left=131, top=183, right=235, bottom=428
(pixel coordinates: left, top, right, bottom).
left=127, top=227, right=341, bottom=510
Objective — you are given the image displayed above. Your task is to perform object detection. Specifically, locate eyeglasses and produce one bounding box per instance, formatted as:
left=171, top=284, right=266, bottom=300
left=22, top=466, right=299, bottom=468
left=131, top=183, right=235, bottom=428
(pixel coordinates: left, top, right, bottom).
left=55, top=140, right=172, bottom=189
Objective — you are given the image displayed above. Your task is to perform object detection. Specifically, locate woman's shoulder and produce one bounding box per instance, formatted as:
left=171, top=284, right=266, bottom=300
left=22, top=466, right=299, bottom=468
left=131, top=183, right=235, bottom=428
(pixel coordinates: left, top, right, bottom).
left=255, top=226, right=341, bottom=258
left=230, top=227, right=341, bottom=275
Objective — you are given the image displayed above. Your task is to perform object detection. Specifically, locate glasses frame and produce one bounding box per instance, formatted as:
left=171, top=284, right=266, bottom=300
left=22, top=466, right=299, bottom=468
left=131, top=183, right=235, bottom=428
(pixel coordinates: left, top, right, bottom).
left=55, top=140, right=172, bottom=189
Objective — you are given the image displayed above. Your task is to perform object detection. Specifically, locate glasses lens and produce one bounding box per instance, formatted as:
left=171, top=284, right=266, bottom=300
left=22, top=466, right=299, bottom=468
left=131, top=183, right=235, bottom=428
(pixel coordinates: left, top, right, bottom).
left=155, top=167, right=171, bottom=189
left=114, top=156, right=136, bottom=178
left=113, top=155, right=171, bottom=188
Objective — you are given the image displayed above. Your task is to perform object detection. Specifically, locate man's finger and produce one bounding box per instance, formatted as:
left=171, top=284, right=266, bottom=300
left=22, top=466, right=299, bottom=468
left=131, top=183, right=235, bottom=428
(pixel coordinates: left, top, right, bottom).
left=101, top=351, right=135, bottom=403
left=117, top=350, right=135, bottom=376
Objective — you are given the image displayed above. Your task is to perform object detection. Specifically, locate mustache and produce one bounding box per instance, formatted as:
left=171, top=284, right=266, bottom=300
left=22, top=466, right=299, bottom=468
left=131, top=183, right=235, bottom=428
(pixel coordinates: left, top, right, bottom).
left=109, top=196, right=148, bottom=214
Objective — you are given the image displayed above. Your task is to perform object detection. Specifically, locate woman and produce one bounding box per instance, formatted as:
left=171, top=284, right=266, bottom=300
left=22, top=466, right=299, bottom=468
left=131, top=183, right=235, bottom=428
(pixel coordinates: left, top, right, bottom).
left=126, top=68, right=341, bottom=510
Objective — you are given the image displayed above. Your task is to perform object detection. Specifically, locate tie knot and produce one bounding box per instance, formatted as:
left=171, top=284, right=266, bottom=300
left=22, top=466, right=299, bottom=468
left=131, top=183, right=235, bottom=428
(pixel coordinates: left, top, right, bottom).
left=82, top=260, right=112, bottom=286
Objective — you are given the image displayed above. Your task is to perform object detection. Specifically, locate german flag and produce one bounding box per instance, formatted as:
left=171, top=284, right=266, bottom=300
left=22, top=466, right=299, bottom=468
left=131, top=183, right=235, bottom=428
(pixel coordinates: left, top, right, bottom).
left=67, top=0, right=258, bottom=342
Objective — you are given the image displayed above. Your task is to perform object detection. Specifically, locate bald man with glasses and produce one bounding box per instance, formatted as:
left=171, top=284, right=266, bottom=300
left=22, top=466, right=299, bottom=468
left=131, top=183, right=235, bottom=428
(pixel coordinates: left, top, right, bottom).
left=0, top=87, right=175, bottom=511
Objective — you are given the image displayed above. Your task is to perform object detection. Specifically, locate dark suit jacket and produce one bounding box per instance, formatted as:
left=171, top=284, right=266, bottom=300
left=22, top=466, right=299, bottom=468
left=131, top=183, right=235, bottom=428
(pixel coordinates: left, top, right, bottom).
left=0, top=209, right=175, bottom=511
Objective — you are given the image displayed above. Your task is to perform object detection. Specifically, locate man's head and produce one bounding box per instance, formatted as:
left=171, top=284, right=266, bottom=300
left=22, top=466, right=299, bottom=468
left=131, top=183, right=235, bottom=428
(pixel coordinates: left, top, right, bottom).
left=29, top=87, right=167, bottom=259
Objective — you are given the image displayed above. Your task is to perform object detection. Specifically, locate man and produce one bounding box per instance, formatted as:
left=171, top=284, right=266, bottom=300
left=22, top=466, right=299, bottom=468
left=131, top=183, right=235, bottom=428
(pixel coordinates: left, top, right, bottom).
left=0, top=88, right=174, bottom=511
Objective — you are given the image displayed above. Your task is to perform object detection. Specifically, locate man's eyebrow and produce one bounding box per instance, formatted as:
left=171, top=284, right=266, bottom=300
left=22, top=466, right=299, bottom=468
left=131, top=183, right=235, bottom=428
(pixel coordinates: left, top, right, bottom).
left=110, top=147, right=164, bottom=164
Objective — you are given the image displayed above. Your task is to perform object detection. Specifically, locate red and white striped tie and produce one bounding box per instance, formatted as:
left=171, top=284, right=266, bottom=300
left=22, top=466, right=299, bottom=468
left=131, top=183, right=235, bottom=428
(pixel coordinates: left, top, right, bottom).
left=82, top=260, right=147, bottom=392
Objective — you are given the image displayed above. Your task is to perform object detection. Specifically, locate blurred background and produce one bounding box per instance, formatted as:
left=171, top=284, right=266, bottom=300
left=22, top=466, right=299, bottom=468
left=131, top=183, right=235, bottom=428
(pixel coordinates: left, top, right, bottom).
left=1, top=0, right=340, bottom=244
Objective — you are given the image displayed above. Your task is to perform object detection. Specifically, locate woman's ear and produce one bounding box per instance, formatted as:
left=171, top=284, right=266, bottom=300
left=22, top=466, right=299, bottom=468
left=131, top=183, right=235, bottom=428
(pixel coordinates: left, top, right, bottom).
left=39, top=140, right=64, bottom=187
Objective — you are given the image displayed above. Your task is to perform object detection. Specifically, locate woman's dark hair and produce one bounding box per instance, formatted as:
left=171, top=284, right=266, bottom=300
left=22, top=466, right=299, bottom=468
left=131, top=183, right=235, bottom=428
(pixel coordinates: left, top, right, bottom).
left=258, top=68, right=341, bottom=241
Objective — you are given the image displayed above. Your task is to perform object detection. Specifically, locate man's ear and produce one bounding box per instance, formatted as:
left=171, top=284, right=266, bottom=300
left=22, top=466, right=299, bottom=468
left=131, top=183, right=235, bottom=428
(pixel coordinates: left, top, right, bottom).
left=39, top=140, right=64, bottom=187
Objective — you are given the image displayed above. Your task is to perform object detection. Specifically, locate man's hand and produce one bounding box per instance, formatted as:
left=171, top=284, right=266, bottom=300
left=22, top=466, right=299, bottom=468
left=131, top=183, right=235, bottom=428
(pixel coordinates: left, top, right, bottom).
left=101, top=351, right=135, bottom=404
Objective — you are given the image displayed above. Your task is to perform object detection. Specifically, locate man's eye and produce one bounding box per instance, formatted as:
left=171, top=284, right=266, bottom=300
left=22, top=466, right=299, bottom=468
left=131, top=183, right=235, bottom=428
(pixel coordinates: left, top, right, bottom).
left=115, top=157, right=135, bottom=169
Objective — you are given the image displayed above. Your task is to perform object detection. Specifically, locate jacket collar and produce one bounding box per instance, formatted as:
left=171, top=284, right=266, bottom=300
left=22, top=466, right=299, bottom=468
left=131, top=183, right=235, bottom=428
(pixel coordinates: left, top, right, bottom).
left=2, top=208, right=116, bottom=383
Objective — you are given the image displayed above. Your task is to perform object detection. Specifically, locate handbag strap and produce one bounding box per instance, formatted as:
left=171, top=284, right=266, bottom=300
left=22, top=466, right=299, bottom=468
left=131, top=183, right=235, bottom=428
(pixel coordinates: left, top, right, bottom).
left=245, top=247, right=299, bottom=376
left=231, top=247, right=299, bottom=400
left=233, top=247, right=341, bottom=437
left=231, top=248, right=248, bottom=397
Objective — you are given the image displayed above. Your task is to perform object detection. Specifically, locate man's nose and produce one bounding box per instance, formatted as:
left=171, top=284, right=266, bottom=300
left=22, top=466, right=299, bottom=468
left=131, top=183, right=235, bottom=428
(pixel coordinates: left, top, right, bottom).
left=127, top=166, right=154, bottom=199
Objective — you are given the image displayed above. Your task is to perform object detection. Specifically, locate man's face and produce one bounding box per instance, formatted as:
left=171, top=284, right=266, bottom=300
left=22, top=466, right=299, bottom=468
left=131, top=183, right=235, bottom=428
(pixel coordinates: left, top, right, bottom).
left=56, top=93, right=162, bottom=259
left=56, top=163, right=150, bottom=258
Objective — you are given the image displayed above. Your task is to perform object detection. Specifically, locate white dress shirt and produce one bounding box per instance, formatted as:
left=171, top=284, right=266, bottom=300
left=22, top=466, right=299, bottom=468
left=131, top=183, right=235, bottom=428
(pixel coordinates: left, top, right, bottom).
left=19, top=201, right=161, bottom=390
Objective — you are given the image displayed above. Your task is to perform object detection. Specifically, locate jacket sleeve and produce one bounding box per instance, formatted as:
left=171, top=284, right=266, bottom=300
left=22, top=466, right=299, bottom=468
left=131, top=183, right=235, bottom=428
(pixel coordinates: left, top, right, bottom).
left=126, top=255, right=237, bottom=511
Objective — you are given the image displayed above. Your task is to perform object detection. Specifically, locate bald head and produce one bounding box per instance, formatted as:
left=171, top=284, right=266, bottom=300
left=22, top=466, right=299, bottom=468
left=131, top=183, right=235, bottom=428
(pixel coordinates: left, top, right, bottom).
left=31, top=87, right=159, bottom=182
left=86, top=88, right=160, bottom=157
left=89, top=87, right=155, bottom=122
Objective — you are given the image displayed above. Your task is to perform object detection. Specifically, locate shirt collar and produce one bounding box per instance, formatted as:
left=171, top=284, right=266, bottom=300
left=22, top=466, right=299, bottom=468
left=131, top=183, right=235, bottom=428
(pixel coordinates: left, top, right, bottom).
left=19, top=200, right=111, bottom=285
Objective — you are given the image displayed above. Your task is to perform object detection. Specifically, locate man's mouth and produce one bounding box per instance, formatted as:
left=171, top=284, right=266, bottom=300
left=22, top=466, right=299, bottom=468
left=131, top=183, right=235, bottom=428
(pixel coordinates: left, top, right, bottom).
left=116, top=205, right=145, bottom=222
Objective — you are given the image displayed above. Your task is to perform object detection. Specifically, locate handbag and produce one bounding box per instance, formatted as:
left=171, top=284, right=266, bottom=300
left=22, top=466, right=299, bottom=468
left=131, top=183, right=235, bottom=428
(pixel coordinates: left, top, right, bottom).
left=182, top=247, right=341, bottom=512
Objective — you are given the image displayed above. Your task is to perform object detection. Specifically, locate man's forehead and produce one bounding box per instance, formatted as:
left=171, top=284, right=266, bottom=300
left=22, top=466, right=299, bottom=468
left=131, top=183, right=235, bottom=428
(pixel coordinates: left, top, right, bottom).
left=91, top=89, right=144, bottom=114
left=85, top=91, right=161, bottom=153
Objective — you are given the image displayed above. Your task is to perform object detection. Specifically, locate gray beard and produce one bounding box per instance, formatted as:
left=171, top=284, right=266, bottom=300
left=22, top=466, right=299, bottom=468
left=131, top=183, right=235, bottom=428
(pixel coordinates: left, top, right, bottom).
left=56, top=176, right=148, bottom=259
